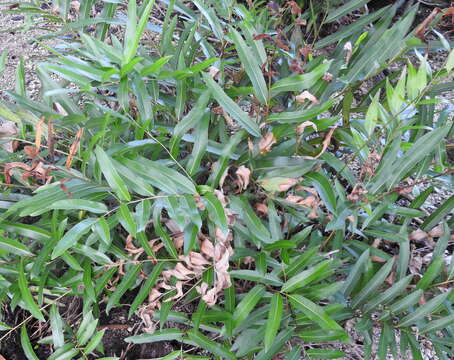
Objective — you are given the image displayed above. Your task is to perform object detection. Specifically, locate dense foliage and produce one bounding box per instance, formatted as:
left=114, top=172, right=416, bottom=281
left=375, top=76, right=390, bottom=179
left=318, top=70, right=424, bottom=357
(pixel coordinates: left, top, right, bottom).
left=1, top=0, right=453, bottom=359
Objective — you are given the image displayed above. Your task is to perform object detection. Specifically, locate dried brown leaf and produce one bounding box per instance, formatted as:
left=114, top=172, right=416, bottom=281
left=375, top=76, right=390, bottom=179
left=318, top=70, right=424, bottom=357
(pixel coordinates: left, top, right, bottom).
left=53, top=102, right=68, bottom=116
left=409, top=229, right=428, bottom=242
left=255, top=202, right=268, bottom=216
left=0, top=120, right=18, bottom=152
left=415, top=7, right=441, bottom=40
left=165, top=220, right=181, bottom=234
left=278, top=178, right=299, bottom=192
left=125, top=234, right=143, bottom=255
left=296, top=121, right=317, bottom=135
left=48, top=119, right=55, bottom=162
left=201, top=238, right=215, bottom=258
left=208, top=66, right=220, bottom=79
left=287, top=1, right=301, bottom=15
left=35, top=117, right=44, bottom=152
left=24, top=146, right=39, bottom=159
left=343, top=41, right=353, bottom=63
left=428, top=225, right=444, bottom=238
left=236, top=165, right=251, bottom=191
left=253, top=34, right=273, bottom=41
left=275, top=40, right=290, bottom=51
left=70, top=0, right=80, bottom=12
left=302, top=126, right=337, bottom=160
left=65, top=128, right=84, bottom=169
left=322, top=72, right=333, bottom=82
left=259, top=132, right=277, bottom=154
left=295, top=90, right=319, bottom=104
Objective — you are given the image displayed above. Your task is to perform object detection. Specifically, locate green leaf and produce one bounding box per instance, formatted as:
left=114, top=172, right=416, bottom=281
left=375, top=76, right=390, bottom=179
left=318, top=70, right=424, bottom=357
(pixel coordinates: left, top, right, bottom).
left=48, top=199, right=108, bottom=214
left=126, top=329, right=184, bottom=343
left=305, top=172, right=337, bottom=214
left=118, top=203, right=137, bottom=236
left=0, top=50, right=7, bottom=73
left=254, top=327, right=295, bottom=360
left=50, top=305, right=64, bottom=348
left=186, top=113, right=209, bottom=175
left=0, top=322, right=11, bottom=331
left=379, top=290, right=424, bottom=320
left=123, top=0, right=156, bottom=65
left=372, top=126, right=449, bottom=193
left=264, top=293, right=283, bottom=352
left=52, top=218, right=97, bottom=259
left=21, top=325, right=39, bottom=360
left=230, top=196, right=272, bottom=244
left=342, top=250, right=369, bottom=296
left=193, top=0, right=224, bottom=39
left=170, top=90, right=211, bottom=156
left=202, top=72, right=260, bottom=136
left=316, top=7, right=388, bottom=48
left=186, top=329, right=237, bottom=360
left=398, top=292, right=450, bottom=328
left=326, top=0, right=371, bottom=22
left=84, top=329, right=106, bottom=354
left=106, top=264, right=142, bottom=314
left=77, top=312, right=98, bottom=346
left=363, top=275, right=413, bottom=313
left=203, top=193, right=228, bottom=234
left=16, top=57, right=26, bottom=96
left=419, top=313, right=454, bottom=334
left=282, top=260, right=332, bottom=293
left=289, top=295, right=344, bottom=331
left=0, top=222, right=50, bottom=241
left=47, top=343, right=78, bottom=360
left=95, top=147, right=131, bottom=201
left=232, top=285, right=265, bottom=329
left=421, top=195, right=454, bottom=231
left=94, top=217, right=111, bottom=246
left=351, top=258, right=394, bottom=308
left=270, top=61, right=331, bottom=97
left=364, top=91, right=380, bottom=136
left=306, top=349, right=345, bottom=359
left=267, top=99, right=335, bottom=123
left=299, top=329, right=348, bottom=343
left=0, top=236, right=33, bottom=257
left=416, top=256, right=444, bottom=290
left=281, top=245, right=318, bottom=278
left=141, top=55, right=173, bottom=76
left=19, top=260, right=44, bottom=321
left=129, top=263, right=164, bottom=318
left=230, top=270, right=283, bottom=286
left=120, top=157, right=196, bottom=194
left=229, top=27, right=268, bottom=104
left=446, top=48, right=454, bottom=72
left=153, top=205, right=178, bottom=258
left=364, top=229, right=407, bottom=243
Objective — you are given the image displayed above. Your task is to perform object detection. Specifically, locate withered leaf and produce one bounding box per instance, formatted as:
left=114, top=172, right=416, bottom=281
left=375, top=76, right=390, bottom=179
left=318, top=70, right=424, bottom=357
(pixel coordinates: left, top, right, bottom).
left=295, top=90, right=319, bottom=104
left=236, top=165, right=251, bottom=191
left=301, top=126, right=336, bottom=160
left=259, top=132, right=277, bottom=154
left=0, top=120, right=18, bottom=152
left=296, top=121, right=317, bottom=135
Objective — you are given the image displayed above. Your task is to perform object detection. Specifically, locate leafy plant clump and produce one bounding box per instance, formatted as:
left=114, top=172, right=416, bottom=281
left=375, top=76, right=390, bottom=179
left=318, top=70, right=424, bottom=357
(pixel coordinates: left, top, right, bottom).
left=0, top=0, right=453, bottom=359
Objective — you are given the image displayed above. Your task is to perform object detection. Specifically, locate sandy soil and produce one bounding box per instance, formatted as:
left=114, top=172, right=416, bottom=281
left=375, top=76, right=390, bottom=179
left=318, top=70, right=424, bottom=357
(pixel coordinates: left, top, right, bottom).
left=0, top=2, right=56, bottom=100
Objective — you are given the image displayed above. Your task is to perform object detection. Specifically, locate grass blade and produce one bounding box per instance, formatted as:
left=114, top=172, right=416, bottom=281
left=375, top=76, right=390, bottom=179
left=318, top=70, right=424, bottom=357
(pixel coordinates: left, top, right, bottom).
left=19, top=260, right=44, bottom=322
left=229, top=27, right=268, bottom=104
left=202, top=73, right=260, bottom=137
left=95, top=147, right=131, bottom=201
left=264, top=293, right=283, bottom=352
